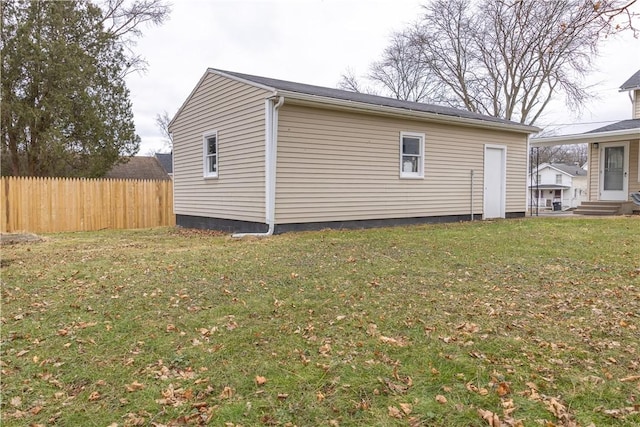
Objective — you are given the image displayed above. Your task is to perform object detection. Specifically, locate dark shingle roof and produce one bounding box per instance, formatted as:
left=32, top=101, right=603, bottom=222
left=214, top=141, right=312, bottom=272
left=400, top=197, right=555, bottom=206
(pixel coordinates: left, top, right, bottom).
left=620, top=69, right=640, bottom=91
left=155, top=152, right=173, bottom=174
left=551, top=163, right=587, bottom=176
left=586, top=118, right=640, bottom=133
left=214, top=69, right=536, bottom=130
left=105, top=156, right=170, bottom=180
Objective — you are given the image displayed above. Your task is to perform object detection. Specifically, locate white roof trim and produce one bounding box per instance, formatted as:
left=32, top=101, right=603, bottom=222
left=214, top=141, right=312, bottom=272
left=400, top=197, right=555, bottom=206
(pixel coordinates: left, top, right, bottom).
left=275, top=89, right=538, bottom=134
left=171, top=68, right=538, bottom=135
left=531, top=128, right=640, bottom=147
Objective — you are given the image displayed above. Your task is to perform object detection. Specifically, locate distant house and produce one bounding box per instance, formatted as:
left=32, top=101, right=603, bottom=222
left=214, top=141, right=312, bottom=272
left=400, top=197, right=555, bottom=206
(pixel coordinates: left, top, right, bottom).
left=154, top=152, right=173, bottom=178
left=168, top=68, right=539, bottom=234
left=528, top=163, right=588, bottom=210
left=105, top=156, right=170, bottom=180
left=531, top=70, right=640, bottom=215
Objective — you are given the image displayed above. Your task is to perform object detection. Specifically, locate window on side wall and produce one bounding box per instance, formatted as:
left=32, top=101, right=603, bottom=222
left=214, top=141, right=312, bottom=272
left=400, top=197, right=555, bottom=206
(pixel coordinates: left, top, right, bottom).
left=203, top=131, right=218, bottom=178
left=400, top=132, right=424, bottom=179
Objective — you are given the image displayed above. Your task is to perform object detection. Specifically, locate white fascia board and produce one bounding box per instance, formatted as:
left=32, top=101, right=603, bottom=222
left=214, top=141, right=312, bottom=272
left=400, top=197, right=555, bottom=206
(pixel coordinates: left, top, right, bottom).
left=531, top=128, right=640, bottom=147
left=209, top=68, right=277, bottom=93
left=275, top=90, right=540, bottom=135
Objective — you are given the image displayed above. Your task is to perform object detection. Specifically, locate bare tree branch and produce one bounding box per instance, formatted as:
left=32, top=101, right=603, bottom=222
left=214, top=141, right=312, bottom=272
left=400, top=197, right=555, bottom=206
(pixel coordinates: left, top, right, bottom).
left=155, top=110, right=172, bottom=151
left=341, top=0, right=638, bottom=125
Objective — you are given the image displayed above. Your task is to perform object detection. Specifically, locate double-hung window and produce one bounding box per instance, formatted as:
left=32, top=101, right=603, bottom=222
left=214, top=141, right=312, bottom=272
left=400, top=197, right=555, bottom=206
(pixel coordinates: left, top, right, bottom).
left=400, top=132, right=424, bottom=179
left=203, top=131, right=218, bottom=178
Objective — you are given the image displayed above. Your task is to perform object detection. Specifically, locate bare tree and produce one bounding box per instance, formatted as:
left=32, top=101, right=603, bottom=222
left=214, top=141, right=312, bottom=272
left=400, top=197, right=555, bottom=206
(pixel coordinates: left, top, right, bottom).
left=342, top=0, right=638, bottom=125
left=155, top=110, right=173, bottom=151
left=337, top=68, right=382, bottom=96
left=534, top=144, right=588, bottom=166
left=367, top=31, right=441, bottom=102
left=98, top=0, right=171, bottom=74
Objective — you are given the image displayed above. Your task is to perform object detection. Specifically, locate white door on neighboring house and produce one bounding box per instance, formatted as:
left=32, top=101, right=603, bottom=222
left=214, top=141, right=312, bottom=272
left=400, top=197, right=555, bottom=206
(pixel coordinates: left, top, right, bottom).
left=484, top=145, right=506, bottom=219
left=599, top=142, right=629, bottom=201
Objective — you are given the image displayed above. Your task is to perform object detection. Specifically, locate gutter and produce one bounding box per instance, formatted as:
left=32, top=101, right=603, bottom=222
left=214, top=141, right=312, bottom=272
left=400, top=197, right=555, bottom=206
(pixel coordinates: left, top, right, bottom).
left=531, top=127, right=640, bottom=147
left=275, top=90, right=540, bottom=135
left=233, top=95, right=284, bottom=237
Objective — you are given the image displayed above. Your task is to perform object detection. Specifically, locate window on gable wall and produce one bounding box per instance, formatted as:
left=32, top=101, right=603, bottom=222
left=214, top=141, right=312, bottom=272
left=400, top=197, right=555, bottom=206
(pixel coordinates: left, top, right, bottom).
left=203, top=131, right=218, bottom=178
left=400, top=132, right=425, bottom=179
left=555, top=174, right=562, bottom=184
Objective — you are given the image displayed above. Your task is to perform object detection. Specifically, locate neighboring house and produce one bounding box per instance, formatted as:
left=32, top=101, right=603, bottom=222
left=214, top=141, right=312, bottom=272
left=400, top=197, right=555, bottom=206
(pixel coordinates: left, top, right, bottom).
left=531, top=70, right=640, bottom=214
left=155, top=152, right=173, bottom=178
left=528, top=163, right=588, bottom=210
left=105, top=156, right=170, bottom=180
left=168, top=68, right=539, bottom=234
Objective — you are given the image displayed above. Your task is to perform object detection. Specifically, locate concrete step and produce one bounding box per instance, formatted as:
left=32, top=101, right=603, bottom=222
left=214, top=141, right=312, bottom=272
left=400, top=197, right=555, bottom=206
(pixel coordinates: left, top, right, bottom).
left=574, top=201, right=624, bottom=216
left=573, top=209, right=619, bottom=216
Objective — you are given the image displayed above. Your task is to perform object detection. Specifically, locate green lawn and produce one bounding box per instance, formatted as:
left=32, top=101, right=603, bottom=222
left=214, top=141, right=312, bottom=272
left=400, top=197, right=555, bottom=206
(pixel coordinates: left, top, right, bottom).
left=1, top=217, right=639, bottom=426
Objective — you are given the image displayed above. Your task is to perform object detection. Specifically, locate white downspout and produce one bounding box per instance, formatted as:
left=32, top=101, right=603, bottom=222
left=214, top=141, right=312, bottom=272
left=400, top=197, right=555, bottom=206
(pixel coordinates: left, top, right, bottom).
left=233, top=95, right=284, bottom=238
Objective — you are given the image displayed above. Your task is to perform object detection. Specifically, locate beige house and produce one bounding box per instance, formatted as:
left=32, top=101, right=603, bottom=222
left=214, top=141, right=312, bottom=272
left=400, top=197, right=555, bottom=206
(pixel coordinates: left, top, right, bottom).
left=169, top=69, right=538, bottom=233
left=531, top=70, right=640, bottom=215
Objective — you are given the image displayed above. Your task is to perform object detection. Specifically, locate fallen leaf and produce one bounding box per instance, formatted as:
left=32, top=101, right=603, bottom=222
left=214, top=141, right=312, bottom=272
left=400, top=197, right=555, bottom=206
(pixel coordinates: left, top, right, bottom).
left=88, top=391, right=101, bottom=401
left=126, top=381, right=145, bottom=392
left=478, top=408, right=501, bottom=427
left=319, top=343, right=332, bottom=355
left=219, top=386, right=234, bottom=399
left=10, top=396, right=22, bottom=408
left=379, top=335, right=408, bottom=347
left=388, top=406, right=403, bottom=418
left=255, top=375, right=267, bottom=386
left=435, top=395, right=447, bottom=404
left=400, top=402, right=412, bottom=415
left=496, top=382, right=511, bottom=397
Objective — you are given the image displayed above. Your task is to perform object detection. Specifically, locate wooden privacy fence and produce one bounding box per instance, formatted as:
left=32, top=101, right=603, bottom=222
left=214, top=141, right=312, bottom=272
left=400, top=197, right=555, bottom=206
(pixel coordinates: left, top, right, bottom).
left=1, top=176, right=175, bottom=233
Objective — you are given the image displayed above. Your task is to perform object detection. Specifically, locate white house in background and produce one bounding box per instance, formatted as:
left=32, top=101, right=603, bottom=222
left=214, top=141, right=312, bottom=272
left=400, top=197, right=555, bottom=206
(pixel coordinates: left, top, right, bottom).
left=528, top=163, right=588, bottom=210
left=531, top=70, right=640, bottom=215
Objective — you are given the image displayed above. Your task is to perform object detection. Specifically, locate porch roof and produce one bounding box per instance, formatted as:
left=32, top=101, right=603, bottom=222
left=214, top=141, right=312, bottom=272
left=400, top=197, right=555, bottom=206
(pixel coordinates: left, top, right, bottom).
left=531, top=120, right=640, bottom=147
left=527, top=184, right=571, bottom=189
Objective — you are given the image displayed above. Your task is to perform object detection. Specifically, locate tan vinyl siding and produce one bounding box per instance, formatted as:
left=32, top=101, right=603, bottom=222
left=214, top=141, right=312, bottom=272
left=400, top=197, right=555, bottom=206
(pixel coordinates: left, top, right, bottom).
left=631, top=140, right=640, bottom=192
left=634, top=90, right=640, bottom=119
left=275, top=104, right=528, bottom=223
left=171, top=73, right=270, bottom=222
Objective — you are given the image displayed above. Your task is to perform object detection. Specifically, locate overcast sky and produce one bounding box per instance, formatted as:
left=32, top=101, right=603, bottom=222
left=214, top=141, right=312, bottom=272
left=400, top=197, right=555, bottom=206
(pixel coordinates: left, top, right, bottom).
left=125, top=0, right=640, bottom=155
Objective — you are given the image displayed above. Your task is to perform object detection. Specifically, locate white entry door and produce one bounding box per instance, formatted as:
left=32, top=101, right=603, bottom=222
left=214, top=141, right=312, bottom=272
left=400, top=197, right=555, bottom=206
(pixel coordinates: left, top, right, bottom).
left=599, top=142, right=629, bottom=201
left=484, top=145, right=506, bottom=219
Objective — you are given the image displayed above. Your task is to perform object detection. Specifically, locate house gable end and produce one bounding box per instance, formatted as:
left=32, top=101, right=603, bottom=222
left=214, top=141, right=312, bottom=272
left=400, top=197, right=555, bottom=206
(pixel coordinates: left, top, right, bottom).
left=169, top=69, right=277, bottom=131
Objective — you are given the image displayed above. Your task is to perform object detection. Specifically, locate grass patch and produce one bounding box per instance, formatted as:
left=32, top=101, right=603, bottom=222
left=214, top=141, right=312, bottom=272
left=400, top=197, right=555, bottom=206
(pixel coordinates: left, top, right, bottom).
left=2, top=217, right=639, bottom=426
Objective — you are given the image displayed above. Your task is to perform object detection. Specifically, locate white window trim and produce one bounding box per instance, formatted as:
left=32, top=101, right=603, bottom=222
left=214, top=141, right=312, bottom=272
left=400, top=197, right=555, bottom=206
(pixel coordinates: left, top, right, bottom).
left=203, top=130, right=218, bottom=179
left=399, top=131, right=425, bottom=179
